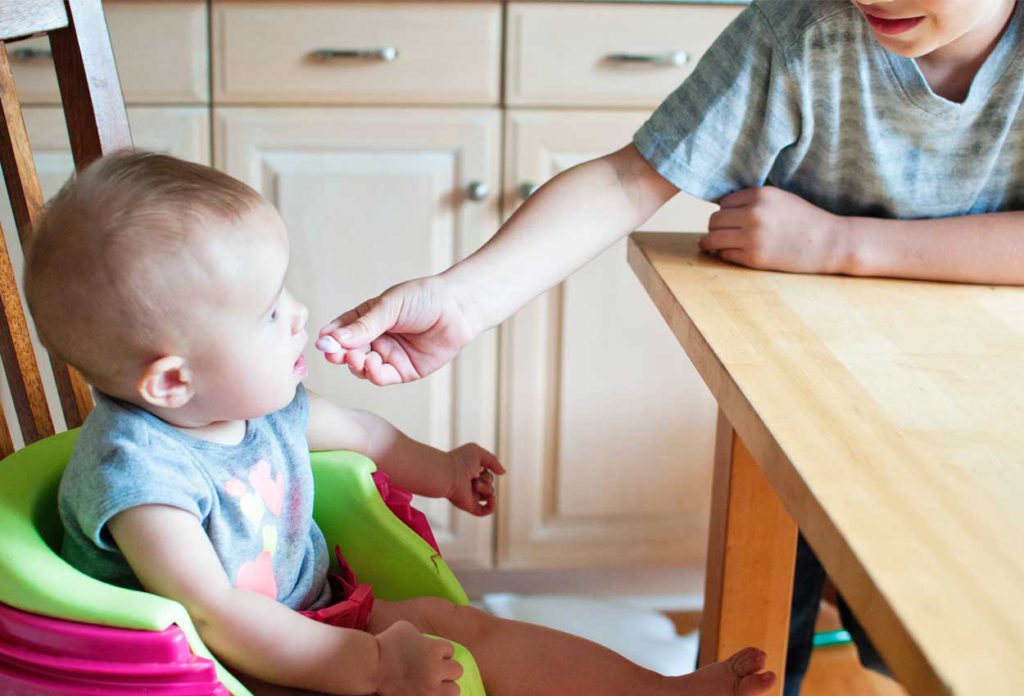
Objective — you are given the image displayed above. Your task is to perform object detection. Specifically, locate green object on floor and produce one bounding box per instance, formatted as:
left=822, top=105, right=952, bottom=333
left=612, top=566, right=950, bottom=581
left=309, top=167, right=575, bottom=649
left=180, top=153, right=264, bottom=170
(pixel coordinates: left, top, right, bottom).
left=813, top=629, right=853, bottom=648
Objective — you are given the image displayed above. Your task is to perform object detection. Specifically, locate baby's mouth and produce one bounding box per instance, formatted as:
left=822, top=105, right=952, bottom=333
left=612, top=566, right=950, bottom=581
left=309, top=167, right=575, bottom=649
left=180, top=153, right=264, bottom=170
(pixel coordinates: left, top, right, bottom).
left=293, top=354, right=308, bottom=376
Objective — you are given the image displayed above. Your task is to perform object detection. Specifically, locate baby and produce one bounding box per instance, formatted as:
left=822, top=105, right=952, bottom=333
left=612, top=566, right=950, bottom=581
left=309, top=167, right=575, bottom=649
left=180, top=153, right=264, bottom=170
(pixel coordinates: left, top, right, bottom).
left=24, top=151, right=775, bottom=696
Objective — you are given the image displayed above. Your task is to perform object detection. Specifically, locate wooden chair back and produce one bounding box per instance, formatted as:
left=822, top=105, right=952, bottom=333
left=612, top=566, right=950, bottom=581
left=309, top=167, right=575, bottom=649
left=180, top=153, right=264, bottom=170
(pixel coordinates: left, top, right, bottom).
left=0, top=0, right=131, bottom=457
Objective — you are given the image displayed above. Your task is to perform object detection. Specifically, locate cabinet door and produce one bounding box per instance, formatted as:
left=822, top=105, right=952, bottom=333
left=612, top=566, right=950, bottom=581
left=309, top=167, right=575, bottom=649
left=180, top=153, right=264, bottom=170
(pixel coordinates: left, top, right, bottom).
left=0, top=107, right=210, bottom=447
left=499, top=109, right=718, bottom=570
left=215, top=107, right=500, bottom=568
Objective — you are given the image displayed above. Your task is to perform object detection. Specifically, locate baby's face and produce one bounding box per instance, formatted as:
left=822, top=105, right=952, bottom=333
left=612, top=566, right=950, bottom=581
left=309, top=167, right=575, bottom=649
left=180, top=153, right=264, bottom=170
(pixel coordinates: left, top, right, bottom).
left=853, top=0, right=1012, bottom=57
left=186, top=203, right=309, bottom=421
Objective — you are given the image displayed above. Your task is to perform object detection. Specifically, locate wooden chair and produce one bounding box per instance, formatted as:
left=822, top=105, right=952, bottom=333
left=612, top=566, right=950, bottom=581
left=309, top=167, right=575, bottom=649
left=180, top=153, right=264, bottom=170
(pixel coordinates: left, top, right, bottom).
left=0, top=0, right=131, bottom=458
left=0, top=4, right=486, bottom=695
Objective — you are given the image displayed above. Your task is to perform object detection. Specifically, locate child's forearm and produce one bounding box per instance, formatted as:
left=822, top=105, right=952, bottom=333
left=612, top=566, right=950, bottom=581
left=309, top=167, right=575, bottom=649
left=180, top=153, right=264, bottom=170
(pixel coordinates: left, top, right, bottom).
left=444, top=144, right=678, bottom=335
left=840, top=211, right=1024, bottom=285
left=350, top=410, right=455, bottom=498
left=192, top=587, right=381, bottom=695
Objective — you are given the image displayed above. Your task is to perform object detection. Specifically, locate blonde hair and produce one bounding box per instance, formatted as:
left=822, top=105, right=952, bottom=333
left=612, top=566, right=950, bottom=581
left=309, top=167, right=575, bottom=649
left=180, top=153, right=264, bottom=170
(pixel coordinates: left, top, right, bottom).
left=24, top=150, right=264, bottom=390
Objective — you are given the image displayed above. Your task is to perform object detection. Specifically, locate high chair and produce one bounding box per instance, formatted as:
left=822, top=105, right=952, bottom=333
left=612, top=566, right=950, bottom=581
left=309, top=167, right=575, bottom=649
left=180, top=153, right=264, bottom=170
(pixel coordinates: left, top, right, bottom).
left=0, top=3, right=485, bottom=693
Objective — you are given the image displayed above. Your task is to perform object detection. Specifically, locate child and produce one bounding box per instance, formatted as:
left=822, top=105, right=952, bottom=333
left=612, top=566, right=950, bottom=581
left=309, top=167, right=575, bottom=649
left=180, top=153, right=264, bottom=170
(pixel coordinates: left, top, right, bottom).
left=23, top=151, right=775, bottom=696
left=314, top=1, right=1024, bottom=693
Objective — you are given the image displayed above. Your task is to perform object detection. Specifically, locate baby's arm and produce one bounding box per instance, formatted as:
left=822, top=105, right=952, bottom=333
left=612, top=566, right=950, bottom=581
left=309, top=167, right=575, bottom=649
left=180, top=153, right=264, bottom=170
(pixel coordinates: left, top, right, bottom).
left=700, top=186, right=1024, bottom=285
left=306, top=389, right=503, bottom=514
left=108, top=504, right=460, bottom=695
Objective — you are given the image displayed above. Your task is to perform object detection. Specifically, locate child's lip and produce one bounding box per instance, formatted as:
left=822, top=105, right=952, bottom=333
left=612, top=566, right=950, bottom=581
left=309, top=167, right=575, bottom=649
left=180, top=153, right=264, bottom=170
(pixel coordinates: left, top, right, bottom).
left=858, top=5, right=925, bottom=35
left=293, top=354, right=308, bottom=376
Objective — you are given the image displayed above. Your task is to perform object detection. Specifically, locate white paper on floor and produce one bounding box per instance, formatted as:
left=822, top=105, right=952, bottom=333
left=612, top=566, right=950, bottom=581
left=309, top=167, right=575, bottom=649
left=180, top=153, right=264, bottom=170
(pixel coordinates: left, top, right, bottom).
left=481, top=593, right=699, bottom=676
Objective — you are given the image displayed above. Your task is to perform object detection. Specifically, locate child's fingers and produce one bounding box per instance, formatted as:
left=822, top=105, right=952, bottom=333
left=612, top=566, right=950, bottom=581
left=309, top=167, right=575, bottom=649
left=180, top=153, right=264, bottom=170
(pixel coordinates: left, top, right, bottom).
left=718, top=187, right=760, bottom=209
left=701, top=229, right=748, bottom=252
left=318, top=312, right=349, bottom=337
left=347, top=363, right=367, bottom=380
left=473, top=478, right=494, bottom=497
left=435, top=637, right=456, bottom=660
left=718, top=249, right=752, bottom=267
left=475, top=495, right=496, bottom=515
left=345, top=348, right=368, bottom=372
left=372, top=335, right=421, bottom=382
left=708, top=207, right=748, bottom=231
left=364, top=351, right=404, bottom=386
left=481, top=451, right=506, bottom=475
left=322, top=348, right=348, bottom=366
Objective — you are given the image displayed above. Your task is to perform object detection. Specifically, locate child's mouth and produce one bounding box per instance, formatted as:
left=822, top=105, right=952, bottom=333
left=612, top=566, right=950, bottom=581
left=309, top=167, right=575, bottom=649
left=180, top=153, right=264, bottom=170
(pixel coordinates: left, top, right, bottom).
left=293, top=354, right=308, bottom=377
left=862, top=11, right=925, bottom=36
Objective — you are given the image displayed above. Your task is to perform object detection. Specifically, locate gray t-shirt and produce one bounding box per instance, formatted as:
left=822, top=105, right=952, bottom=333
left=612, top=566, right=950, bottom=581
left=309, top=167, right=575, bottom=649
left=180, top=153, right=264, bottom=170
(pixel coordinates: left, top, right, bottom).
left=59, top=385, right=331, bottom=611
left=634, top=0, right=1024, bottom=218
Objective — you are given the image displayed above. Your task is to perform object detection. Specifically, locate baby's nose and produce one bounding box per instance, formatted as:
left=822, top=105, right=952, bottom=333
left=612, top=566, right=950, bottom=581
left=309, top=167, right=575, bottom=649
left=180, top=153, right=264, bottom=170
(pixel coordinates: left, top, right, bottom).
left=293, top=304, right=309, bottom=334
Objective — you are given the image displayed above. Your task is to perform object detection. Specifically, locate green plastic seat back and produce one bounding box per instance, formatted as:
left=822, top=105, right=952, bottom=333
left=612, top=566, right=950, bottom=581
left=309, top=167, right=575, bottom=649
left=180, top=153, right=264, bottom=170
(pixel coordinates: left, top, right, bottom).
left=0, top=430, right=485, bottom=695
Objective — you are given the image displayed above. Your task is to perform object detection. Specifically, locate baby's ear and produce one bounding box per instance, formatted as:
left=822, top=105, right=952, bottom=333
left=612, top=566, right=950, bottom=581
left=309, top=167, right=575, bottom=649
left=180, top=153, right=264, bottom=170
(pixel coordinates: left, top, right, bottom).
left=137, top=356, right=195, bottom=409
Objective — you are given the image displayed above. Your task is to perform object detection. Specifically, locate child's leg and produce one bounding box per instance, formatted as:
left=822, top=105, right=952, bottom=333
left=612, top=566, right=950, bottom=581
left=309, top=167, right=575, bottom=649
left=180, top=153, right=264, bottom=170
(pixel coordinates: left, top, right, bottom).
left=369, top=598, right=775, bottom=696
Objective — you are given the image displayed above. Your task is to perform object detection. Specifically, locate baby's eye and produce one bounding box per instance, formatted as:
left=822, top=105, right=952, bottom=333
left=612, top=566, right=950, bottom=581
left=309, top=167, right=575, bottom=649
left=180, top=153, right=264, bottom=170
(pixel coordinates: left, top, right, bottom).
left=269, top=308, right=278, bottom=323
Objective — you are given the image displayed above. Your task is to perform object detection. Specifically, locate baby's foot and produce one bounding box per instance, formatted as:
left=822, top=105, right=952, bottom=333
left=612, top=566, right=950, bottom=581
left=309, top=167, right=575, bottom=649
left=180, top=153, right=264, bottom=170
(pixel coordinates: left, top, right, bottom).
left=671, top=647, right=775, bottom=696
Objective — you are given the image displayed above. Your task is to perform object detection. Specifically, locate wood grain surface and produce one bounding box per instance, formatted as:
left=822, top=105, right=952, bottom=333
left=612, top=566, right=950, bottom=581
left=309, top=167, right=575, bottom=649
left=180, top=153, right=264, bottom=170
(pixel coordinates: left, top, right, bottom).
left=628, top=232, right=1024, bottom=696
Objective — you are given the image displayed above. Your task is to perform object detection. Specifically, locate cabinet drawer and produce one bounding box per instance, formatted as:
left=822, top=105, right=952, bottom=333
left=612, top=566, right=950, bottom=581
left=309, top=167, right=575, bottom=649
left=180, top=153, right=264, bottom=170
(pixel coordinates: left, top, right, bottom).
left=213, top=2, right=502, bottom=105
left=8, top=1, right=208, bottom=105
left=506, top=2, right=741, bottom=108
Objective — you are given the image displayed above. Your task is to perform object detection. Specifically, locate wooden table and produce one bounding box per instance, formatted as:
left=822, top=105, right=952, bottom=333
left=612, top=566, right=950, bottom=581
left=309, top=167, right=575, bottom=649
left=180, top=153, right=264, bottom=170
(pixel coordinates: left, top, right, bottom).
left=627, top=233, right=1024, bottom=696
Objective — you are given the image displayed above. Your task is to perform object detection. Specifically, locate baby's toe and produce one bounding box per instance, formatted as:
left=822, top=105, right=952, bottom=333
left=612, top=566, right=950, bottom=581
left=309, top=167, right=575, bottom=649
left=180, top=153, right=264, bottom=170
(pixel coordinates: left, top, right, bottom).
left=736, top=671, right=776, bottom=696
left=728, top=647, right=767, bottom=677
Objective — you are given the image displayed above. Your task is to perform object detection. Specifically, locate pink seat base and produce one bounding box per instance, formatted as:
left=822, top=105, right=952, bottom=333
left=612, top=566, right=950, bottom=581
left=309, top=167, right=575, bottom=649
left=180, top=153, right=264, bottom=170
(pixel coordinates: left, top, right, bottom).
left=0, top=602, right=227, bottom=695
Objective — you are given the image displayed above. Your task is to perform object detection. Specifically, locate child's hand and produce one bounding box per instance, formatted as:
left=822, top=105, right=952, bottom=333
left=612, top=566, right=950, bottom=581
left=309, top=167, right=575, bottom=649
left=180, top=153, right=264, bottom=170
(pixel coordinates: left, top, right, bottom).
left=446, top=443, right=505, bottom=516
left=699, top=186, right=850, bottom=275
left=375, top=620, right=463, bottom=696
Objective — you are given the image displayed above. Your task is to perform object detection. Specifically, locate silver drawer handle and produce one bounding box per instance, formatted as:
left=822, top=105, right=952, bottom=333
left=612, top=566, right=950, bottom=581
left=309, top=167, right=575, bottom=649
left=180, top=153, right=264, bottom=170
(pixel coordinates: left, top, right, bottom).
left=604, top=51, right=689, bottom=67
left=10, top=47, right=53, bottom=61
left=309, top=47, right=399, bottom=62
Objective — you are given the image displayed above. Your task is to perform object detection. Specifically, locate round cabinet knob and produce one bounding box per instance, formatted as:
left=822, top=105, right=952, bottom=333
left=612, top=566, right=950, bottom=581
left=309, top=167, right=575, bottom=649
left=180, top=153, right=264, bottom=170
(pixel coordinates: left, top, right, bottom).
left=518, top=182, right=539, bottom=201
left=466, top=181, right=489, bottom=202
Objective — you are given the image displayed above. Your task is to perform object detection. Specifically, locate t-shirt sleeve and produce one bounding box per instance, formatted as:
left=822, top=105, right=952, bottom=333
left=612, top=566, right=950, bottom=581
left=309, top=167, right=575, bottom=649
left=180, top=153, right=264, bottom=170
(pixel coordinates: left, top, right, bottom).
left=633, top=3, right=801, bottom=201
left=62, top=436, right=213, bottom=552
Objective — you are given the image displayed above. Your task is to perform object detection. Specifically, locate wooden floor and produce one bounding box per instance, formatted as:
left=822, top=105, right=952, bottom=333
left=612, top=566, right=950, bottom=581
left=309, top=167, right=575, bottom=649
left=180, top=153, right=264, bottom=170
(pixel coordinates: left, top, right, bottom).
left=667, top=603, right=907, bottom=696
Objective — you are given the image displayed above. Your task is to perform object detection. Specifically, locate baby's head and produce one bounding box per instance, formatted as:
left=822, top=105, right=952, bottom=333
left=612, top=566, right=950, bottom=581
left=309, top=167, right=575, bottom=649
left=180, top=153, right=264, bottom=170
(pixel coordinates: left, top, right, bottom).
left=852, top=1, right=1014, bottom=58
left=25, top=151, right=309, bottom=424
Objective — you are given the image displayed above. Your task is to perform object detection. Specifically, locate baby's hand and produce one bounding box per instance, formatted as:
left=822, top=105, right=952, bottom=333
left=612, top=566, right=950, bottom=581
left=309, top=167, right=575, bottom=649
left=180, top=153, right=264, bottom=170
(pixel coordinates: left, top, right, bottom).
left=446, top=443, right=505, bottom=516
left=375, top=620, right=463, bottom=696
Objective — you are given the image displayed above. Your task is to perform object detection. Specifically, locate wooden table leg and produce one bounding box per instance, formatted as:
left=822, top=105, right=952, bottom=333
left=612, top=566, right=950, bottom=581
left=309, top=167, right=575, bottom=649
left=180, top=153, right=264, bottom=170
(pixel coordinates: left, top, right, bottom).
left=699, top=411, right=798, bottom=695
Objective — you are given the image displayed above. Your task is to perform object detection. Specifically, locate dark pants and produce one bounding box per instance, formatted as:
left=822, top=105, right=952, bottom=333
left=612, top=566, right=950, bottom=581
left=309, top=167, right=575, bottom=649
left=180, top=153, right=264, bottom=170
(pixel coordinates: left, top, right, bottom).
left=783, top=534, right=891, bottom=695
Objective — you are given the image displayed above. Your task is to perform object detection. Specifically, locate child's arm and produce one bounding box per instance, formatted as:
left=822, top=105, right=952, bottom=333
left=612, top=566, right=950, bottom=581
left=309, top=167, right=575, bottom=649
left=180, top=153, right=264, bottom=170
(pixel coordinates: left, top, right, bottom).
left=700, top=186, right=1024, bottom=285
left=306, top=389, right=504, bottom=515
left=108, top=504, right=461, bottom=695
left=317, top=143, right=677, bottom=385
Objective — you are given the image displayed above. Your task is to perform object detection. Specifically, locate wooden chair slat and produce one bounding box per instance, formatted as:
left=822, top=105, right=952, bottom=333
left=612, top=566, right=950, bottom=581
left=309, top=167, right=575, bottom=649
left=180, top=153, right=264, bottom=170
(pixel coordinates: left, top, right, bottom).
left=0, top=218, right=54, bottom=446
left=0, top=41, right=93, bottom=433
left=0, top=393, right=13, bottom=458
left=0, top=44, right=46, bottom=246
left=0, top=1, right=67, bottom=42
left=51, top=0, right=131, bottom=170
left=0, top=0, right=130, bottom=448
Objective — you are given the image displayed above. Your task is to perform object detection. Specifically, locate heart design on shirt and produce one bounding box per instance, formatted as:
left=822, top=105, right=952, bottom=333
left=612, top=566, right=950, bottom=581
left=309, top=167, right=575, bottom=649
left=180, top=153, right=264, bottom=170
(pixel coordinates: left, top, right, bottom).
left=262, top=525, right=278, bottom=555
left=249, top=459, right=284, bottom=518
left=235, top=551, right=277, bottom=600
left=224, top=478, right=265, bottom=526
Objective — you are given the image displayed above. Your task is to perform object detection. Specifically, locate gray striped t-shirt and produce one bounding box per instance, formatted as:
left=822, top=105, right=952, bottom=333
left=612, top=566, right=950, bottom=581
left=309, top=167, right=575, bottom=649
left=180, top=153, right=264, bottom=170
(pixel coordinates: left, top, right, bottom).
left=59, top=384, right=331, bottom=611
left=634, top=0, right=1024, bottom=219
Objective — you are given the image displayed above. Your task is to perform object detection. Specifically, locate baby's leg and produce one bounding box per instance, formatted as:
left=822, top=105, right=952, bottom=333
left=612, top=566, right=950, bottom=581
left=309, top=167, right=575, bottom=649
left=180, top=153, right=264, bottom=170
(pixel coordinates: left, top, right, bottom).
left=369, top=598, right=775, bottom=696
